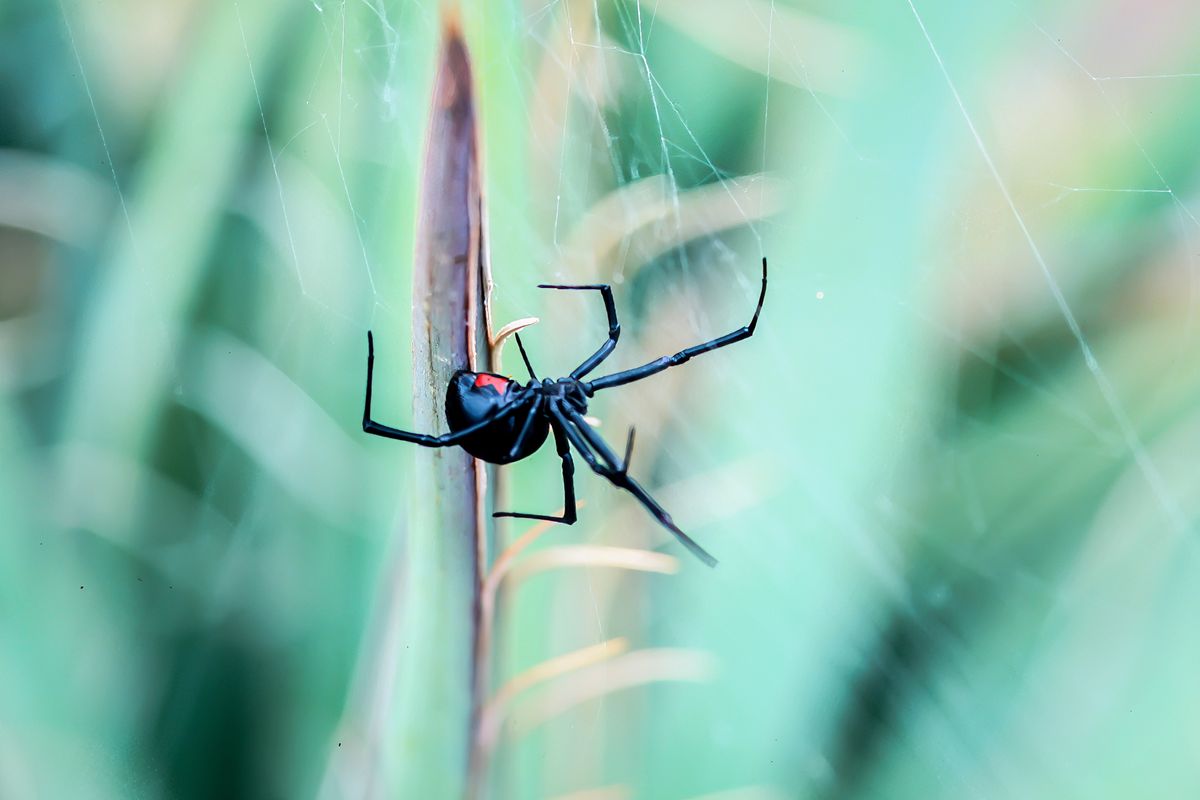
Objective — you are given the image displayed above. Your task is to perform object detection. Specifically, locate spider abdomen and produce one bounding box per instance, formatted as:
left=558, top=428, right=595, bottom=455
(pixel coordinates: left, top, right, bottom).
left=445, top=370, right=548, bottom=464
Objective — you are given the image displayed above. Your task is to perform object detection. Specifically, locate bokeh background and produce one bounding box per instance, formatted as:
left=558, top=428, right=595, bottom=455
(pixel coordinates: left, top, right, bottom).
left=4, top=0, right=1200, bottom=797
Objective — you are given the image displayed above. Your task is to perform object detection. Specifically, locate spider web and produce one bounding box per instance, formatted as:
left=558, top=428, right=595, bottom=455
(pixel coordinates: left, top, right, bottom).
left=15, top=0, right=1200, bottom=798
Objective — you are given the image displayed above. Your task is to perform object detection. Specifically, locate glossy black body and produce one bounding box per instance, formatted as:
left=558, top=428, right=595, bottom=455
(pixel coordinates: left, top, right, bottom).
left=362, top=257, right=769, bottom=568
left=445, top=371, right=549, bottom=464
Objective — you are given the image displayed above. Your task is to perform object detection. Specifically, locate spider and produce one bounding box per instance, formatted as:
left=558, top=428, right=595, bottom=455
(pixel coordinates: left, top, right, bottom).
left=362, top=257, right=768, bottom=567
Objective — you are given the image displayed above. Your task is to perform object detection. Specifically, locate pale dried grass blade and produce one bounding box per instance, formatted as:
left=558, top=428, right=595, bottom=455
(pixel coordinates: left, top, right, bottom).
left=472, top=505, right=584, bottom=798
left=491, top=316, right=541, bottom=374
left=476, top=637, right=630, bottom=752
left=484, top=502, right=588, bottom=600
left=504, top=545, right=679, bottom=589
left=505, top=648, right=717, bottom=740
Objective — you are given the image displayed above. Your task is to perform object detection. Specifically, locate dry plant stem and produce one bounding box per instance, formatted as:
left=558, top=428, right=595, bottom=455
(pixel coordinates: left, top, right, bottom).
left=483, top=501, right=589, bottom=602
left=491, top=317, right=541, bottom=374
left=503, top=545, right=678, bottom=586
left=470, top=511, right=681, bottom=790
left=476, top=638, right=632, bottom=753
left=505, top=648, right=717, bottom=739
left=394, top=16, right=490, bottom=799
left=470, top=506, right=582, bottom=795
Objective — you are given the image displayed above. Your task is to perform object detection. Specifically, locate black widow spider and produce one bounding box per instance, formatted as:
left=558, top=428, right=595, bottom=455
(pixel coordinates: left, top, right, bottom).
left=362, top=257, right=768, bottom=567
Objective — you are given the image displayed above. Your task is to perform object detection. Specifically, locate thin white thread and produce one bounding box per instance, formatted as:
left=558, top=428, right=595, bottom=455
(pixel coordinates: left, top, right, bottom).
left=905, top=0, right=1188, bottom=533
left=236, top=2, right=307, bottom=294
left=58, top=0, right=137, bottom=253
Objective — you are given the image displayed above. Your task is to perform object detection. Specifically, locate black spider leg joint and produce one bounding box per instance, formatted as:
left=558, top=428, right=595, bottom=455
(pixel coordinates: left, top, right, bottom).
left=538, top=282, right=620, bottom=379
left=582, top=257, right=768, bottom=395
left=493, top=415, right=578, bottom=525
left=505, top=394, right=544, bottom=461
left=550, top=403, right=718, bottom=568
left=360, top=257, right=767, bottom=568
left=362, top=330, right=526, bottom=446
left=619, top=427, right=636, bottom=475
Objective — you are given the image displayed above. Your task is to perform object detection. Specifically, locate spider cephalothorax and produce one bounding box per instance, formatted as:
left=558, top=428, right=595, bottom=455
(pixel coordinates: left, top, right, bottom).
left=362, top=258, right=768, bottom=567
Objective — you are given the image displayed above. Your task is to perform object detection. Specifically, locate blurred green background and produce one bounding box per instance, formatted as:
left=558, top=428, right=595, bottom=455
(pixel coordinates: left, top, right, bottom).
left=4, top=0, right=1200, bottom=797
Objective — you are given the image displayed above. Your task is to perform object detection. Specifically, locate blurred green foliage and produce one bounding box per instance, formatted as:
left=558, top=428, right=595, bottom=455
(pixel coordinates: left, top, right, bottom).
left=3, top=0, right=1200, bottom=798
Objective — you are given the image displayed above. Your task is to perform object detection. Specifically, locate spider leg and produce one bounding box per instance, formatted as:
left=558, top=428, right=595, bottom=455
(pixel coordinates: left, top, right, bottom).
left=538, top=283, right=620, bottom=379
left=620, top=426, right=636, bottom=474
left=493, top=417, right=577, bottom=524
left=583, top=257, right=767, bottom=394
left=551, top=405, right=718, bottom=567
left=514, top=332, right=538, bottom=381
left=363, top=331, right=526, bottom=446
left=505, top=394, right=545, bottom=461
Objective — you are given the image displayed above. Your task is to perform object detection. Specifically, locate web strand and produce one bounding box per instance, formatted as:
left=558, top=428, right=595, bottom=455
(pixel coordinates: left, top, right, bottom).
left=904, top=0, right=1189, bottom=534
